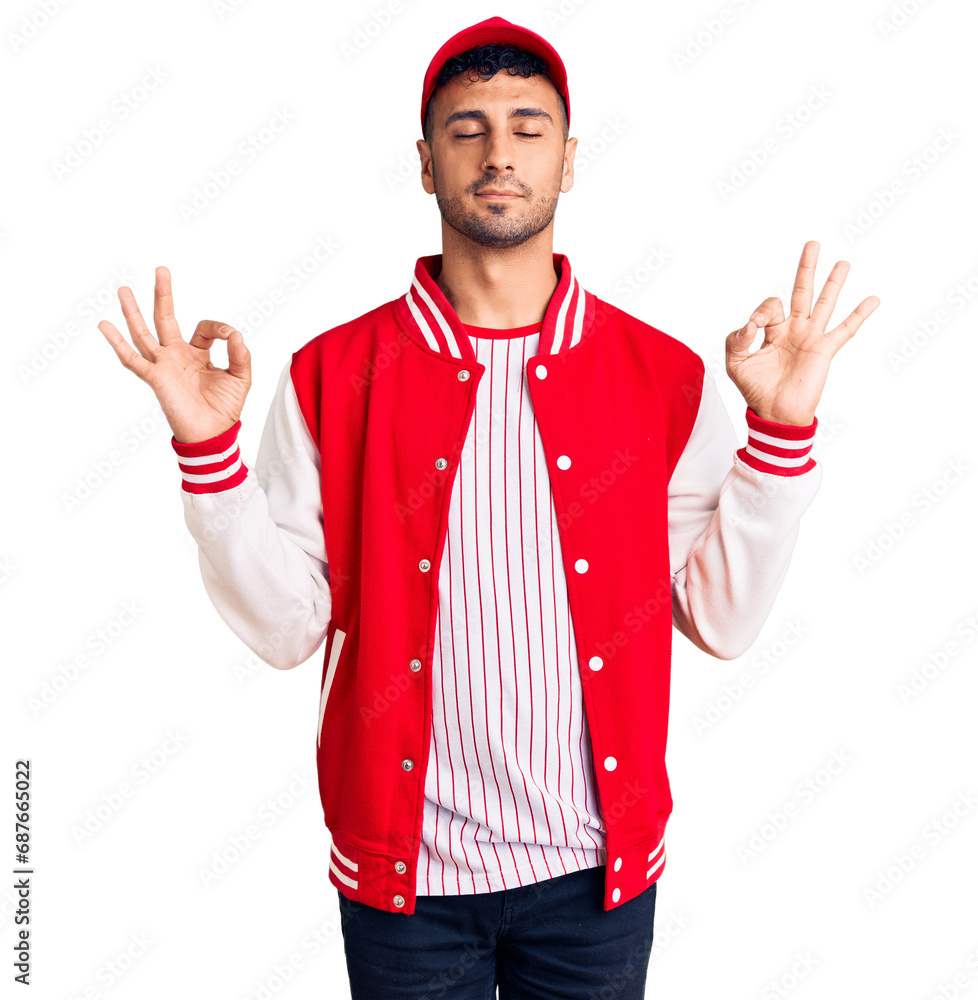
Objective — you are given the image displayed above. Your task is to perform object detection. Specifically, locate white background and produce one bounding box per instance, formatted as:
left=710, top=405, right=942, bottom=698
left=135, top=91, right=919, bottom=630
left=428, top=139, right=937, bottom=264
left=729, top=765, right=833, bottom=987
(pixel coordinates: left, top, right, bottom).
left=4, top=0, right=977, bottom=997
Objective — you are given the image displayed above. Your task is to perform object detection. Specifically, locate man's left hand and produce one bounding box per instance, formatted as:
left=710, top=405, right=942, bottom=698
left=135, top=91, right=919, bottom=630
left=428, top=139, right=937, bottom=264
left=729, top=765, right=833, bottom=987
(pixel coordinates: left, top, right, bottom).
left=725, top=240, right=880, bottom=426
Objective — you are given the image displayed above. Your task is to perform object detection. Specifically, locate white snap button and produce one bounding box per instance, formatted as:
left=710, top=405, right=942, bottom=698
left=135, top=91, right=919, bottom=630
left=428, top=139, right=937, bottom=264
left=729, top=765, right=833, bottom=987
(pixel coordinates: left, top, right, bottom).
left=395, top=861, right=406, bottom=874
left=458, top=370, right=470, bottom=381
left=574, top=558, right=588, bottom=573
left=401, top=759, right=414, bottom=771
left=614, top=857, right=622, bottom=872
left=557, top=455, right=571, bottom=470
left=535, top=365, right=547, bottom=379
left=435, top=458, right=448, bottom=470
left=589, top=656, right=603, bottom=671
left=604, top=756, right=617, bottom=771
left=612, top=887, right=621, bottom=902
left=409, top=659, right=422, bottom=672
left=393, top=894, right=405, bottom=907
left=419, top=559, right=431, bottom=572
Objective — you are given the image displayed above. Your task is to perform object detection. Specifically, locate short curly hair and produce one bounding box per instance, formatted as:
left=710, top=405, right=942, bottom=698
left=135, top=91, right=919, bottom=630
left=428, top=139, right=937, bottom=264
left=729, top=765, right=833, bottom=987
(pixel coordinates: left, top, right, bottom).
left=423, top=43, right=569, bottom=143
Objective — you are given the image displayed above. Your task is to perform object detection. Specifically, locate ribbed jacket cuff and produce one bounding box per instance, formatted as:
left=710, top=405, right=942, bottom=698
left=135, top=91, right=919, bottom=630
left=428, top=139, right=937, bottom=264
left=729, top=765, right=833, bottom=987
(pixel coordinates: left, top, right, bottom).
left=736, top=407, right=817, bottom=476
left=171, top=420, right=249, bottom=494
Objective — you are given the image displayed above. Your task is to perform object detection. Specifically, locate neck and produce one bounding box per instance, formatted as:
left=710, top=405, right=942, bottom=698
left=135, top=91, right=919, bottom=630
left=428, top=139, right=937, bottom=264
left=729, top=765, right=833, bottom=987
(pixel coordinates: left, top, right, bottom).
left=434, top=226, right=558, bottom=328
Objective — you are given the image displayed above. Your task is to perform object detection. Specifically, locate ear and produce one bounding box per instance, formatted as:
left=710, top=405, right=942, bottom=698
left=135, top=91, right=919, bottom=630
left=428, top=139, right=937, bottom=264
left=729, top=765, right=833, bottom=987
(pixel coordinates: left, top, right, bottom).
left=416, top=139, right=435, bottom=195
left=560, top=136, right=578, bottom=193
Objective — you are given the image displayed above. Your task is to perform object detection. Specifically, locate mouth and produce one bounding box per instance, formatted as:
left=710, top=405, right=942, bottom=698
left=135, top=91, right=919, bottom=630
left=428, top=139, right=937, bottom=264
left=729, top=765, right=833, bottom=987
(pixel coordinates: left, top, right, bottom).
left=476, top=190, right=522, bottom=200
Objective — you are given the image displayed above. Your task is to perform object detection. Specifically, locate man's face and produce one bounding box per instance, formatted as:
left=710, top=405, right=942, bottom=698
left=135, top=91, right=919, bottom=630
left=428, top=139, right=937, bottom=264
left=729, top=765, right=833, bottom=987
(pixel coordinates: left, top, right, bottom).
left=417, top=70, right=577, bottom=249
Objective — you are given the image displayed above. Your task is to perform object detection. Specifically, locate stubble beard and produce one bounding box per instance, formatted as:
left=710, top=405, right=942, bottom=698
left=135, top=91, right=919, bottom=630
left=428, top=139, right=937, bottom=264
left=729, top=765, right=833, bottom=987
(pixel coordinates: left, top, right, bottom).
left=432, top=162, right=560, bottom=249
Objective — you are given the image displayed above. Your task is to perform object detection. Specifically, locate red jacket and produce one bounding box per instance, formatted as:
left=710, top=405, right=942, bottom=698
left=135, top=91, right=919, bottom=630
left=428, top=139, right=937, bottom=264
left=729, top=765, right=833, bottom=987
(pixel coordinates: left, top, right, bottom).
left=171, top=252, right=820, bottom=914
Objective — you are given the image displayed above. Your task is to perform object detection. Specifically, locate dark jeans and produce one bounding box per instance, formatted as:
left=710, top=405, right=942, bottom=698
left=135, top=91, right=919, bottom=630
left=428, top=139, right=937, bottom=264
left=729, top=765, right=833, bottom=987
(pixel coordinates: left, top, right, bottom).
left=337, top=864, right=657, bottom=999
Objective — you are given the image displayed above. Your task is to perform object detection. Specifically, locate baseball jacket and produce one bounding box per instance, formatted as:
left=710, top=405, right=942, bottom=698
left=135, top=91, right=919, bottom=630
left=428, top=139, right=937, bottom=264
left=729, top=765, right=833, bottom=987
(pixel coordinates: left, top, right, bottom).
left=171, top=252, right=821, bottom=915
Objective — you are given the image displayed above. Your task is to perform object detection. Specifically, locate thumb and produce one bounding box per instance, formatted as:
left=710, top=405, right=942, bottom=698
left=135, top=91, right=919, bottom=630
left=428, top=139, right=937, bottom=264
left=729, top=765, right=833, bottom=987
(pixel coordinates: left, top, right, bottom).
left=725, top=320, right=756, bottom=366
left=226, top=328, right=251, bottom=382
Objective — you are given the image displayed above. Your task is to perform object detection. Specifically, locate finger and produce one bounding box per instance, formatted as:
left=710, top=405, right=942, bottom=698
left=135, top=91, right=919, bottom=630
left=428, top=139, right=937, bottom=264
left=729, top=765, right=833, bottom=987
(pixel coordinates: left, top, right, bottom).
left=810, top=259, right=850, bottom=329
left=118, top=285, right=160, bottom=361
left=789, top=240, right=819, bottom=319
left=748, top=296, right=785, bottom=333
left=188, top=320, right=237, bottom=351
left=226, top=328, right=251, bottom=381
left=825, top=295, right=881, bottom=350
left=153, top=266, right=182, bottom=345
left=725, top=320, right=757, bottom=365
left=98, top=319, right=153, bottom=380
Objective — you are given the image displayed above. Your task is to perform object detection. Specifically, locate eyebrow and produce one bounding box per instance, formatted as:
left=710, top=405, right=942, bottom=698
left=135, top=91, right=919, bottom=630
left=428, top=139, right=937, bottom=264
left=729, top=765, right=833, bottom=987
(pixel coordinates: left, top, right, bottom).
left=443, top=107, right=554, bottom=128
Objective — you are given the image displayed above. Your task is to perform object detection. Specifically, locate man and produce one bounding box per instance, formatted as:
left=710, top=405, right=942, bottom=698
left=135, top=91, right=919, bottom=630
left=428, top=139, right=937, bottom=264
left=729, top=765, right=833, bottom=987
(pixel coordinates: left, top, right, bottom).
left=99, top=15, right=878, bottom=999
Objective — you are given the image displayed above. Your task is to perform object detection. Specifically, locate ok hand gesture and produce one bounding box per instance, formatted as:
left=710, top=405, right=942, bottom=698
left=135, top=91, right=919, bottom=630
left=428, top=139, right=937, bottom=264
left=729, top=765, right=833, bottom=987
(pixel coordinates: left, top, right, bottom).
left=725, top=241, right=880, bottom=426
left=98, top=266, right=251, bottom=444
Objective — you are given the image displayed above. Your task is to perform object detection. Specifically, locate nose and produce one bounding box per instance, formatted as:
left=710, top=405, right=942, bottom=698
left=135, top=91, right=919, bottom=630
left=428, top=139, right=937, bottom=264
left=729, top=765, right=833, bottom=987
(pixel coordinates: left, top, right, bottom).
left=481, top=131, right=518, bottom=173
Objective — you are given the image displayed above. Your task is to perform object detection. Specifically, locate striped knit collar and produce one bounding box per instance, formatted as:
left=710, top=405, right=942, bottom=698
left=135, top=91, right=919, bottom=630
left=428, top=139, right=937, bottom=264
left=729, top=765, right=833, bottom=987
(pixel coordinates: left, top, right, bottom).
left=396, top=253, right=596, bottom=363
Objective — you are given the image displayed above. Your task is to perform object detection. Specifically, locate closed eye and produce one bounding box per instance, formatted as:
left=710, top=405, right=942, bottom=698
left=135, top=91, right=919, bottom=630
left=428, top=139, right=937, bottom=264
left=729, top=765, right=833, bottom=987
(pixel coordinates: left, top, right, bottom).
left=454, top=133, right=542, bottom=139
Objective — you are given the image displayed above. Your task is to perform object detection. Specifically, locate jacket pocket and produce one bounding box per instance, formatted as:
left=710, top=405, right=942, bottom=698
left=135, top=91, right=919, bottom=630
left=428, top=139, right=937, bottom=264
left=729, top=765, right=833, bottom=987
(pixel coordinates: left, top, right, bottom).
left=317, top=624, right=346, bottom=748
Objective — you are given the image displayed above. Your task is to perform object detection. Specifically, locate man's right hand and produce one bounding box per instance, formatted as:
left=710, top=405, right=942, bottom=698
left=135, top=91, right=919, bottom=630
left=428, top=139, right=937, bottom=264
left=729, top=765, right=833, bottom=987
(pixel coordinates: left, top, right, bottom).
left=98, top=265, right=251, bottom=444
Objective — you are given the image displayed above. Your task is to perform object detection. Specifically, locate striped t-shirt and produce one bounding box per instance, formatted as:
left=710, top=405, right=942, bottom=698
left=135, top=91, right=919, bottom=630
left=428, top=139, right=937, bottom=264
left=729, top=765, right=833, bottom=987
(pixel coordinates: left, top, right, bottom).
left=418, top=321, right=605, bottom=896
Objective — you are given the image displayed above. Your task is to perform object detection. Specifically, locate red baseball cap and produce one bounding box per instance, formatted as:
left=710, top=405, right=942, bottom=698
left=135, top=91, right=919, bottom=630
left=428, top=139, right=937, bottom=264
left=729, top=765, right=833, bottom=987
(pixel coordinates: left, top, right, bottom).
left=420, top=15, right=570, bottom=134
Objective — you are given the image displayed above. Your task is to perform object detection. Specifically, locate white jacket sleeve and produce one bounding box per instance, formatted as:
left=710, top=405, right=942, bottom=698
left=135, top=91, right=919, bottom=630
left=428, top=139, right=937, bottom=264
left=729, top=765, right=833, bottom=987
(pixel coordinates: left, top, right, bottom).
left=171, top=361, right=331, bottom=670
left=668, top=365, right=821, bottom=660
